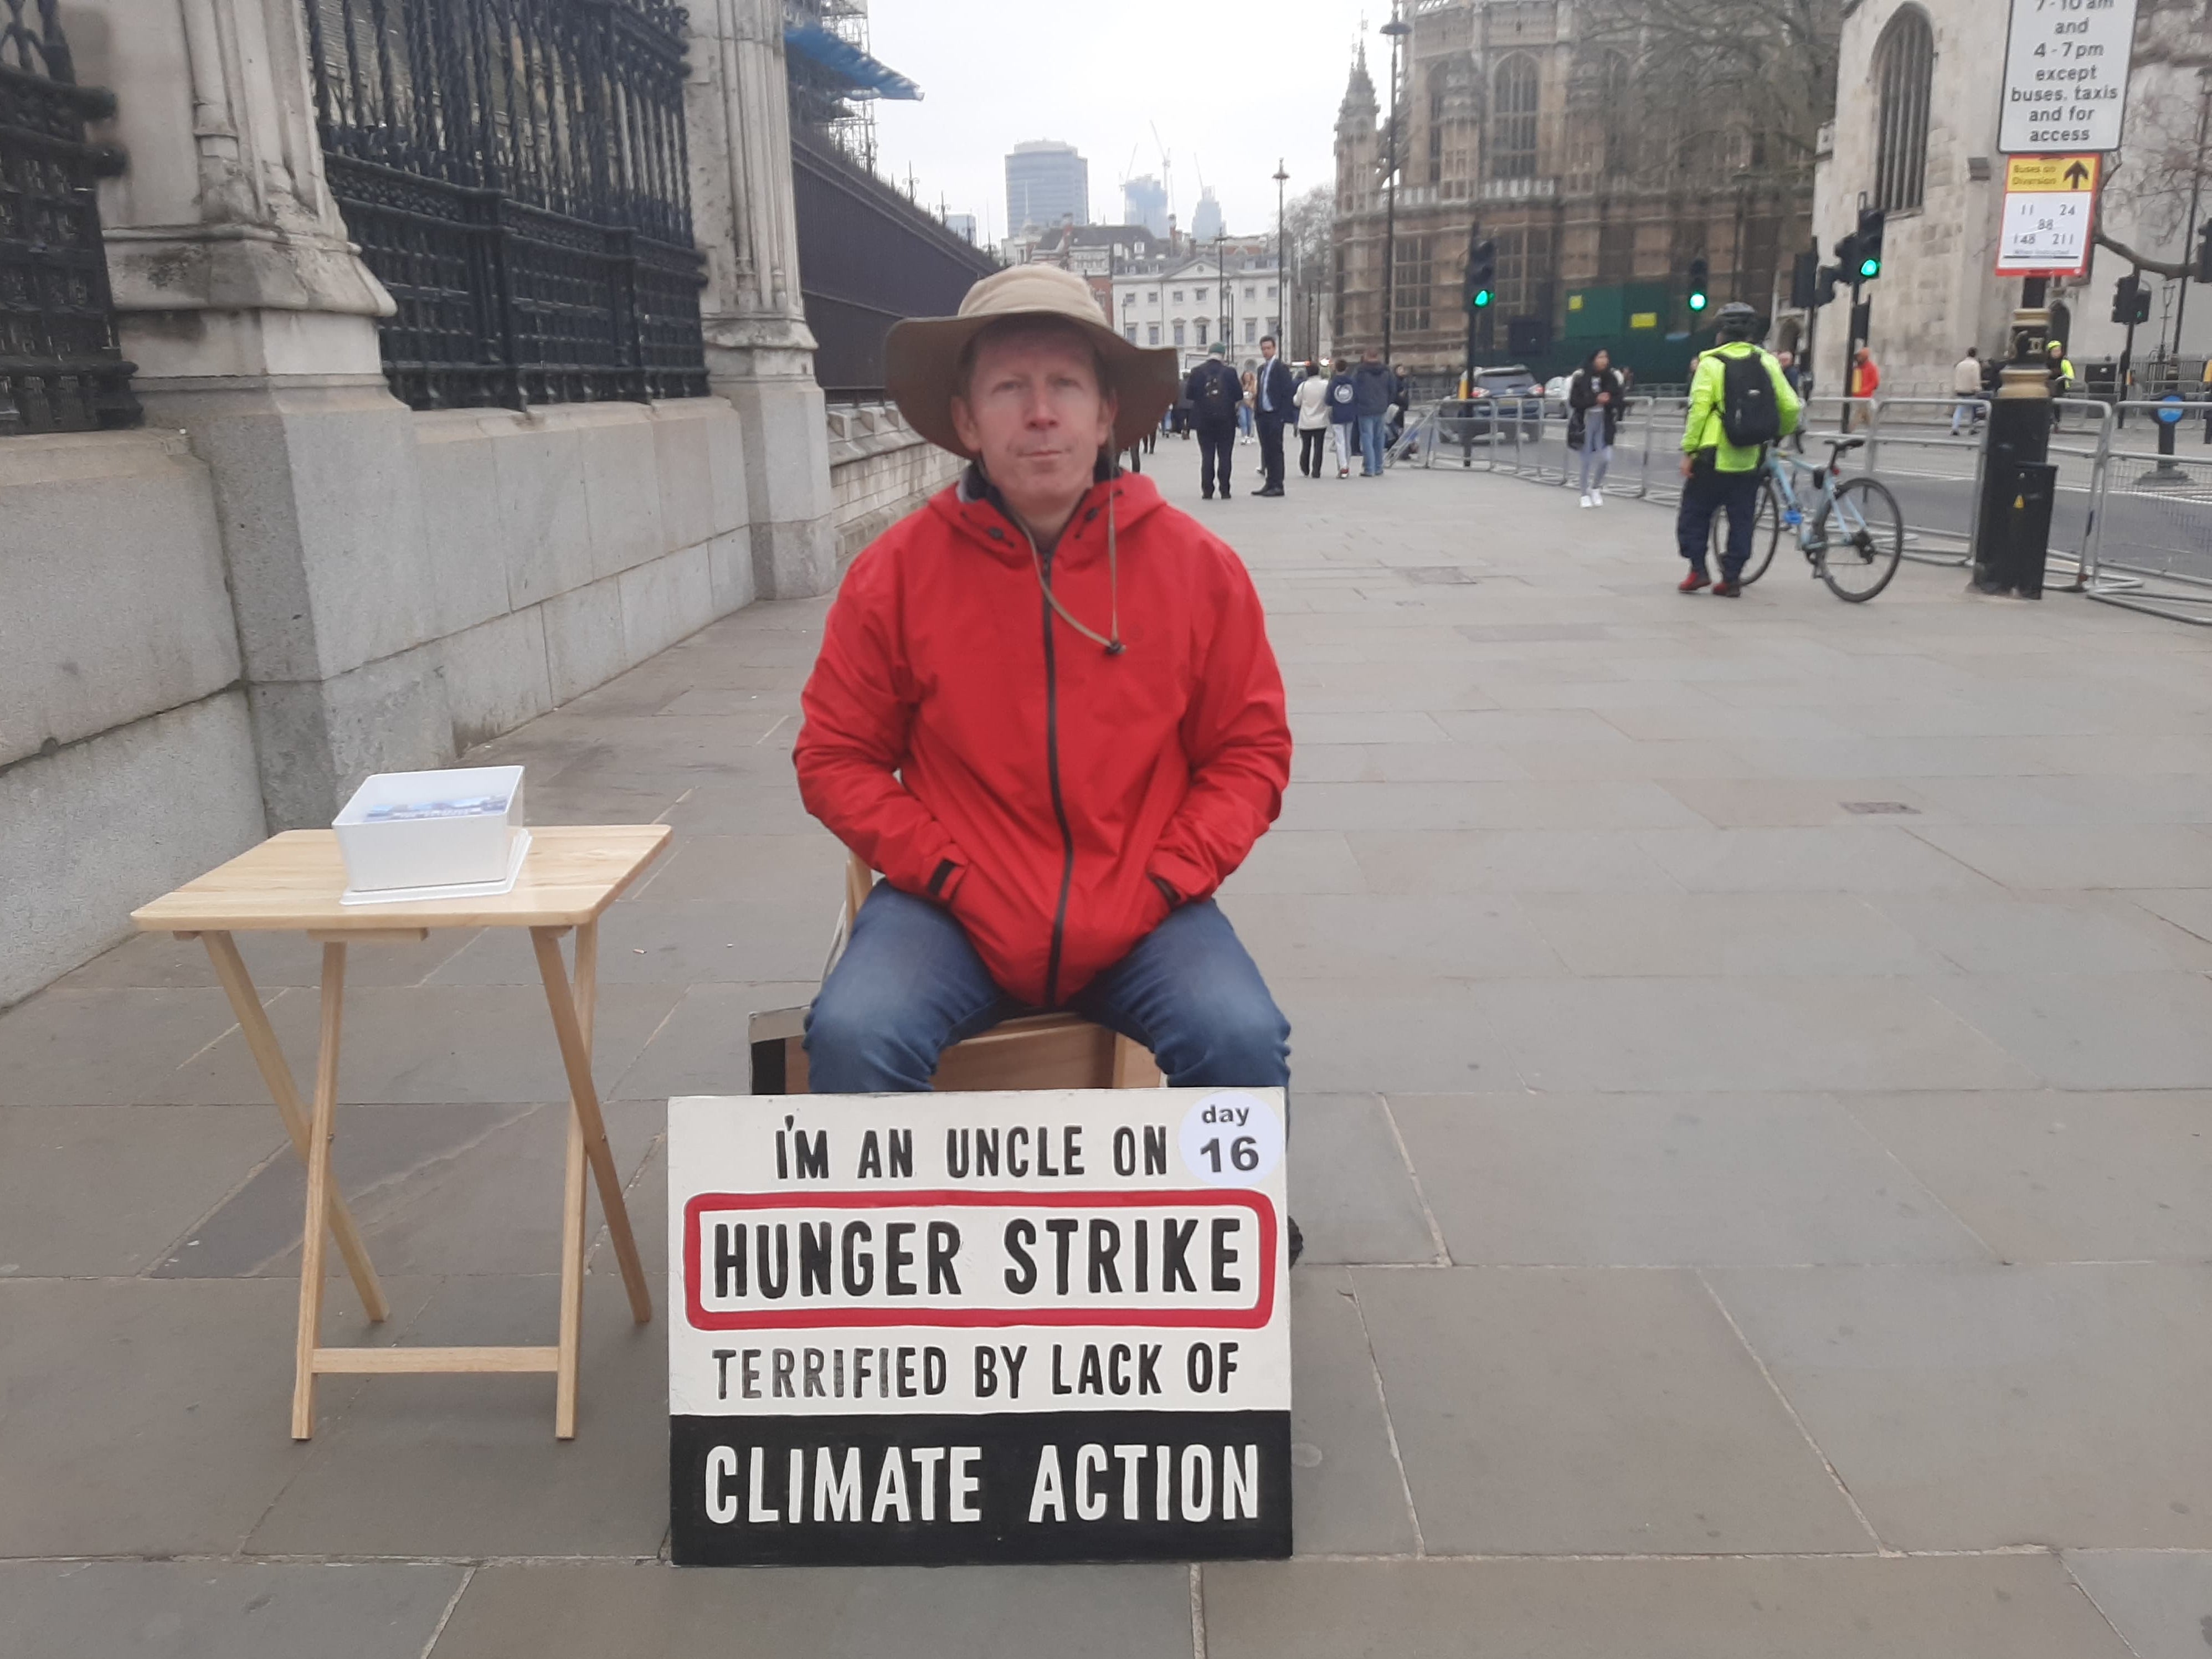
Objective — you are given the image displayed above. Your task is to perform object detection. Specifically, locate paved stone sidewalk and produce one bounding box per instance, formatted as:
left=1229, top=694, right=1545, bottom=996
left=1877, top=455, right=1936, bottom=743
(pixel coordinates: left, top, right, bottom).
left=6, top=449, right=2212, bottom=1657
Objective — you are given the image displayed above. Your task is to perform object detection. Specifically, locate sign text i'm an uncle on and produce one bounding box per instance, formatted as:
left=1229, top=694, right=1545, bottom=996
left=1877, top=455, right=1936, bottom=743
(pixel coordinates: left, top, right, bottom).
left=667, top=1088, right=1292, bottom=1565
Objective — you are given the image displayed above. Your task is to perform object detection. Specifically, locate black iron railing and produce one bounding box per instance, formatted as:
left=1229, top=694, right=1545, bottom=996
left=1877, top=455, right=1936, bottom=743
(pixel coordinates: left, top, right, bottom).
left=304, top=0, right=709, bottom=410
left=788, top=126, right=998, bottom=399
left=0, top=0, right=138, bottom=435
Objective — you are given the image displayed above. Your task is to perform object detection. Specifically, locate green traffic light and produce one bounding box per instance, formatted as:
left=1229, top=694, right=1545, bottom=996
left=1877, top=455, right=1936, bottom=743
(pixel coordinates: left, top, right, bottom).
left=1473, top=288, right=1491, bottom=308
left=1858, top=257, right=1879, bottom=279
left=1688, top=292, right=1707, bottom=312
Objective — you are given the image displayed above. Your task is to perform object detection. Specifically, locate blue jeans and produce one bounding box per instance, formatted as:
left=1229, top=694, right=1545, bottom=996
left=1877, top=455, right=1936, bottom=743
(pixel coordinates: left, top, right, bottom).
left=806, top=884, right=1291, bottom=1093
left=1357, top=414, right=1385, bottom=474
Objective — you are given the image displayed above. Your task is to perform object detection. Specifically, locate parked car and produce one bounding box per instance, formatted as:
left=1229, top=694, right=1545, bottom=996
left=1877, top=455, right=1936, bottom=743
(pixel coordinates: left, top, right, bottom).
left=1544, top=373, right=1572, bottom=415
left=1433, top=365, right=1545, bottom=445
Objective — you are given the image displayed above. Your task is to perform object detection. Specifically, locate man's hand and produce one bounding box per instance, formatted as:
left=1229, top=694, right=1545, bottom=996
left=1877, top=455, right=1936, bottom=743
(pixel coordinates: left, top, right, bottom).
left=1680, top=454, right=1696, bottom=479
left=1596, top=391, right=1610, bottom=405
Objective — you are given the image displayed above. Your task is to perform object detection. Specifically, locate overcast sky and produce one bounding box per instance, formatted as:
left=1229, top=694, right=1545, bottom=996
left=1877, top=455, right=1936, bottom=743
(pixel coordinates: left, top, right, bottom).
left=868, top=0, right=1370, bottom=244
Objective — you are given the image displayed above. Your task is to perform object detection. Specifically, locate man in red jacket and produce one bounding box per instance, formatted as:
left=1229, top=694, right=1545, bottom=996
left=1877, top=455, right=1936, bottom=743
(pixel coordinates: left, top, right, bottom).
left=794, top=264, right=1293, bottom=1102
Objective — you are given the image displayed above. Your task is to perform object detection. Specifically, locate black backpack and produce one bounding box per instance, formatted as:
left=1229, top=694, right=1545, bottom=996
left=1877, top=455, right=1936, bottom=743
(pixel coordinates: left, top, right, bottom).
left=1719, top=348, right=1781, bottom=447
left=1195, top=364, right=1234, bottom=421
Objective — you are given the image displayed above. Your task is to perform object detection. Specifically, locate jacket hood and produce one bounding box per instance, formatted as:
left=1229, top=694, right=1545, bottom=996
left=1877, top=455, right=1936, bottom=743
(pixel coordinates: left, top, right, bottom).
left=928, top=465, right=1170, bottom=565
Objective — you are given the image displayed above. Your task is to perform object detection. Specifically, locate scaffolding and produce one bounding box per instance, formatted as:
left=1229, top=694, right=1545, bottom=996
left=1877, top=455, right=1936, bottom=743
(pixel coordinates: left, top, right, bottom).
left=787, top=0, right=881, bottom=173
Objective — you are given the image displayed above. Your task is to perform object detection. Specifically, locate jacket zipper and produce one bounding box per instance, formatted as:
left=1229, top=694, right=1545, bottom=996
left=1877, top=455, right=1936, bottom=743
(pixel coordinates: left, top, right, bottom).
left=1028, top=529, right=1077, bottom=1007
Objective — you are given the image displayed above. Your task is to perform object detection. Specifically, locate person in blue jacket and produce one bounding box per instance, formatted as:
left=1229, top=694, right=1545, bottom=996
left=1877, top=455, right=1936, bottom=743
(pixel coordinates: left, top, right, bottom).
left=1324, top=358, right=1358, bottom=478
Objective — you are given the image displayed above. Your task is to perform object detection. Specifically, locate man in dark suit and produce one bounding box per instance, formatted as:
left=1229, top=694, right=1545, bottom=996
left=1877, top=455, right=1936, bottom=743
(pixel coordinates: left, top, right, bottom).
left=1251, top=335, right=1295, bottom=497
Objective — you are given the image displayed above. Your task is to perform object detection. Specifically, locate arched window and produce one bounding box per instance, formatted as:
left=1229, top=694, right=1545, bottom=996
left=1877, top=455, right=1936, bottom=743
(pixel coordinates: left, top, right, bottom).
left=1491, top=55, right=1539, bottom=180
left=1429, top=72, right=1447, bottom=183
left=1600, top=52, right=1632, bottom=176
left=1873, top=7, right=1933, bottom=213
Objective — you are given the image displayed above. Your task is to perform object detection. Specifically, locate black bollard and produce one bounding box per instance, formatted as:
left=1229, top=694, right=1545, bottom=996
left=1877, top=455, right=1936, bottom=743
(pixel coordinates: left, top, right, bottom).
left=1971, top=310, right=2054, bottom=597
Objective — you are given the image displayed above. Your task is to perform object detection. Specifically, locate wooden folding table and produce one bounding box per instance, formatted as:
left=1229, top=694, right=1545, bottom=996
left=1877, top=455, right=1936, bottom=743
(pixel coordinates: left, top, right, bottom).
left=132, top=825, right=671, bottom=1440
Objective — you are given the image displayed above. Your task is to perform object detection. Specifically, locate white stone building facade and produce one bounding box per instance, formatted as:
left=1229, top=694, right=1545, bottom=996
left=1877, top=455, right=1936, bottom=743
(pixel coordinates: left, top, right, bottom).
left=1111, top=255, right=1286, bottom=377
left=1812, top=0, right=2210, bottom=400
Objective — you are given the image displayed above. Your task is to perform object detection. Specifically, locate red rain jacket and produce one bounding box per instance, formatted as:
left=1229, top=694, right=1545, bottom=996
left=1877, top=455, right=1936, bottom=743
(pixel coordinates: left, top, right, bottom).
left=795, top=471, right=1291, bottom=1007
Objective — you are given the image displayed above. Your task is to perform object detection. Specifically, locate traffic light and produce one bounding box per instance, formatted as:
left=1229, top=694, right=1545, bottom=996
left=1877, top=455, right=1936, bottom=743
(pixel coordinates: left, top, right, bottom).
left=1686, top=257, right=1709, bottom=314
left=1465, top=235, right=1496, bottom=310
left=1790, top=251, right=1820, bottom=311
left=1855, top=208, right=1886, bottom=280
left=1833, top=229, right=1862, bottom=285
left=2197, top=219, right=2211, bottom=284
left=1816, top=264, right=1842, bottom=307
left=2112, top=273, right=2141, bottom=325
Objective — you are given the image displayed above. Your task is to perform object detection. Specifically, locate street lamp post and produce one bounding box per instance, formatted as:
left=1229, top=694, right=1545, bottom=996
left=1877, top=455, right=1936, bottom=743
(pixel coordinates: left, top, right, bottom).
left=1274, top=158, right=1290, bottom=357
left=1380, top=4, right=1411, bottom=364
left=1216, top=230, right=1227, bottom=355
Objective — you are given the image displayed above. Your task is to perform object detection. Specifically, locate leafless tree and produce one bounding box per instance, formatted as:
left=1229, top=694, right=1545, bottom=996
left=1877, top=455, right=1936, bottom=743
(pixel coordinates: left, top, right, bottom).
left=2094, top=0, right=2211, bottom=277
left=1585, top=0, right=1846, bottom=182
left=1282, top=183, right=1335, bottom=358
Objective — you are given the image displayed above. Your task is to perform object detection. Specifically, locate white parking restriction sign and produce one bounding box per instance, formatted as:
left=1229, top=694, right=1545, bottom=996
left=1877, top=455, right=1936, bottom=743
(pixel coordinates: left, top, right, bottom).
left=1999, top=0, right=2138, bottom=155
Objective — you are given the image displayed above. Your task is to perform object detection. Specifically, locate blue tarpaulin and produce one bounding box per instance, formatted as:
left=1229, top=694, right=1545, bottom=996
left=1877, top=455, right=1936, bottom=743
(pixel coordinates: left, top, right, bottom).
left=783, top=24, right=922, bottom=101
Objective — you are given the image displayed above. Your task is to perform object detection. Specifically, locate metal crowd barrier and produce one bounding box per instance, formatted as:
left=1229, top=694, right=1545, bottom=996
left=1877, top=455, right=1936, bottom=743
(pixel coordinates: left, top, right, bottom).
left=1862, top=397, right=1989, bottom=566
left=1391, top=384, right=2212, bottom=626
left=2081, top=400, right=2212, bottom=625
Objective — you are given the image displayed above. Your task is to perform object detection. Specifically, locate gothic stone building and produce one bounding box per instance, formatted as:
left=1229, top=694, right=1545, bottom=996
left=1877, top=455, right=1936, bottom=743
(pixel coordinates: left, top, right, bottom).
left=1333, top=0, right=1813, bottom=383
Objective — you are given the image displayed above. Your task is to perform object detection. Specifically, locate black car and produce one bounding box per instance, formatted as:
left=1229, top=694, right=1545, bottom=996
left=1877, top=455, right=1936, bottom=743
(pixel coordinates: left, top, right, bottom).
left=1433, top=365, right=1545, bottom=446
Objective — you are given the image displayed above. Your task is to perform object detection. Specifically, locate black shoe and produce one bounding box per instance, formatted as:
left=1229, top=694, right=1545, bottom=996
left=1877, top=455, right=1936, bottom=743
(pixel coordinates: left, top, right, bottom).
left=1258, top=485, right=1284, bottom=497
left=1288, top=1217, right=1305, bottom=1267
left=1201, top=490, right=1213, bottom=500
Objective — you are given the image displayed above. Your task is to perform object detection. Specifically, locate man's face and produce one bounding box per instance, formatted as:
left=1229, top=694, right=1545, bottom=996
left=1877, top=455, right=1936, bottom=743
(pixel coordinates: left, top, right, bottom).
left=950, top=327, right=1116, bottom=507
left=1261, top=340, right=1276, bottom=360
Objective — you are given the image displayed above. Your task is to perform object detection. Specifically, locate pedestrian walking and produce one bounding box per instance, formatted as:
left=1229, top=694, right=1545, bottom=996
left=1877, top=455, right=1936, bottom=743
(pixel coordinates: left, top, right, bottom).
left=1567, top=347, right=1624, bottom=507
left=1251, top=335, right=1295, bottom=497
left=2201, top=356, right=2211, bottom=445
left=1294, top=358, right=1330, bottom=477
left=1844, top=344, right=1879, bottom=431
left=1675, top=302, right=1799, bottom=597
left=1352, top=348, right=1393, bottom=476
left=1238, top=369, right=1257, bottom=445
left=1326, top=358, right=1357, bottom=477
left=1185, top=342, right=1243, bottom=499
left=1949, top=346, right=1983, bottom=435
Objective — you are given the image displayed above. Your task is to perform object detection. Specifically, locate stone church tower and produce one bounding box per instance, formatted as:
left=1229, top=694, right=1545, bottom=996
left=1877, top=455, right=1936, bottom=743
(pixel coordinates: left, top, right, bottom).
left=1331, top=0, right=1814, bottom=383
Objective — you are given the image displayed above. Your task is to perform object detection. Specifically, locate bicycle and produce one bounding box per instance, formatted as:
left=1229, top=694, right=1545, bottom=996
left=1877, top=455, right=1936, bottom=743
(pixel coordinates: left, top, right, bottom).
left=1713, top=435, right=1905, bottom=602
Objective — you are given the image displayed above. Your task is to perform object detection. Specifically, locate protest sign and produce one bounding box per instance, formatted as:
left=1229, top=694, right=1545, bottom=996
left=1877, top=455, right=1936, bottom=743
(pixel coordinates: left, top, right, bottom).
left=667, top=1087, right=1292, bottom=1565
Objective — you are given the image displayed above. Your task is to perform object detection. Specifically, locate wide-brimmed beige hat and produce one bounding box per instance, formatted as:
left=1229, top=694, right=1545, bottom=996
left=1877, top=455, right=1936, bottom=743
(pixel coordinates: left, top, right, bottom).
left=885, top=264, right=1180, bottom=461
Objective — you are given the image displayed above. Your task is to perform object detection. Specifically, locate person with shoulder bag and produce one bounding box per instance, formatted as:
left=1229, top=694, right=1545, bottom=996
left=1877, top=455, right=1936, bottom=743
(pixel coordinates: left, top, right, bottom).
left=1675, top=303, right=1800, bottom=597
left=1567, top=347, right=1625, bottom=507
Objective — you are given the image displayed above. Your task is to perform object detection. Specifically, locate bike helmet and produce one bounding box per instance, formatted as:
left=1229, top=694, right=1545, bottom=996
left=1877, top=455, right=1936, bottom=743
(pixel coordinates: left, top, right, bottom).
left=1714, top=301, right=1761, bottom=341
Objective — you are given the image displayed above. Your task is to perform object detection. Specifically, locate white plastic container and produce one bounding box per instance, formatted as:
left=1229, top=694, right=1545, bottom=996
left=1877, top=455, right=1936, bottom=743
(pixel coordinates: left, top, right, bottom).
left=333, top=766, right=526, bottom=895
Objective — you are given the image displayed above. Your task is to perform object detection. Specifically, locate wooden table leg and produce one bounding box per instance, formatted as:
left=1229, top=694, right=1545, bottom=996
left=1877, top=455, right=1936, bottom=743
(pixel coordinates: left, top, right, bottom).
left=531, top=927, right=652, bottom=1328
left=198, top=932, right=388, bottom=1323
left=554, top=921, right=595, bottom=1439
left=293, top=941, right=348, bottom=1440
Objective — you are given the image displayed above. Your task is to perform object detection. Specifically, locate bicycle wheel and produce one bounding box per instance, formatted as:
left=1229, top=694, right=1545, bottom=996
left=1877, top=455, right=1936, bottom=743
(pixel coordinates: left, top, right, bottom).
left=1814, top=476, right=1904, bottom=602
left=1710, top=479, right=1783, bottom=585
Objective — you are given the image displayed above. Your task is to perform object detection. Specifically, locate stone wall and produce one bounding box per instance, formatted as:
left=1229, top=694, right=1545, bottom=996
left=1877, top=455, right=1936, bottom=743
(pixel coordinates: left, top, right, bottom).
left=827, top=404, right=961, bottom=561
left=414, top=400, right=755, bottom=749
left=0, top=432, right=266, bottom=1006
left=0, top=400, right=758, bottom=1009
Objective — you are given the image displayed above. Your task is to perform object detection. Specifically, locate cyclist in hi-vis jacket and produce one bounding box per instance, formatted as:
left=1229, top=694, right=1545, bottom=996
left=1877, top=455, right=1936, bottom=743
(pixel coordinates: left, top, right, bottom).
left=1675, top=302, right=1800, bottom=598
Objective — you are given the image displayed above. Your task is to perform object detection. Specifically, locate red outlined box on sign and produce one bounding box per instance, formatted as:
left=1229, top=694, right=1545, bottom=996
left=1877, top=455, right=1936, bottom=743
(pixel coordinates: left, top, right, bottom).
left=682, top=1188, right=1279, bottom=1333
